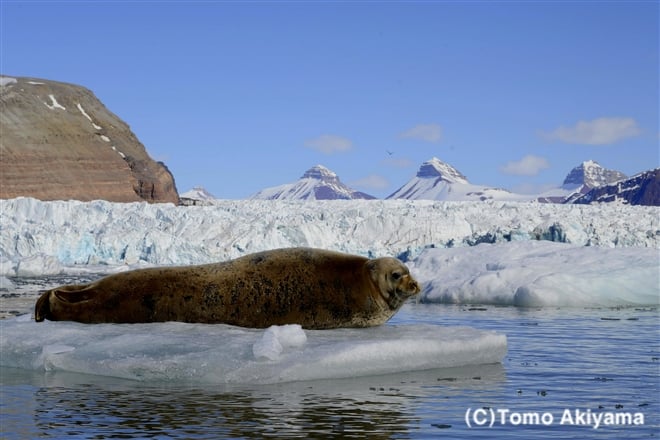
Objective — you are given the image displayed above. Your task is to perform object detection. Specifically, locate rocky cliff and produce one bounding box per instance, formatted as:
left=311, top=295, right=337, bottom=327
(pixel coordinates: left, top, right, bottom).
left=567, top=168, right=659, bottom=206
left=561, top=160, right=627, bottom=192
left=0, top=76, right=179, bottom=203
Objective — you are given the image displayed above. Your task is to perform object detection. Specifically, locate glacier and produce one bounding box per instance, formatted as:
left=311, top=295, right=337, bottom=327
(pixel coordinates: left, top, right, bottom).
left=1, top=197, right=657, bottom=272
left=0, top=197, right=657, bottom=308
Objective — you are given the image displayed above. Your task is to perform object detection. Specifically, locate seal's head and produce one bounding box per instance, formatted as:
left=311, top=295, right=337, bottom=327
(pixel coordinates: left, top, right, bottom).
left=367, top=257, right=420, bottom=310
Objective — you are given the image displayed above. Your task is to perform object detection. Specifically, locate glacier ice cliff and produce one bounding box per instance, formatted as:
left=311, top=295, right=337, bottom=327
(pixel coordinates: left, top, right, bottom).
left=0, top=197, right=657, bottom=276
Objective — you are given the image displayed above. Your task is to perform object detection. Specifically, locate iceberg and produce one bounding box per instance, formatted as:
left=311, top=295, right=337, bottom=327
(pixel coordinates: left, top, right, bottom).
left=0, top=316, right=507, bottom=384
left=413, top=241, right=659, bottom=307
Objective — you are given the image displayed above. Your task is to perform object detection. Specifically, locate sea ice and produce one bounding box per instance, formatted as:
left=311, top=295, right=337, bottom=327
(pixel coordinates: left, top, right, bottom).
left=252, top=324, right=307, bottom=361
left=0, top=276, right=15, bottom=290
left=0, top=319, right=506, bottom=384
left=413, top=241, right=659, bottom=307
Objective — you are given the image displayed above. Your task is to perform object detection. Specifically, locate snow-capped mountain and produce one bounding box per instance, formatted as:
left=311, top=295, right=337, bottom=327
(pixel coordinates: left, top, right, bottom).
left=537, top=160, right=629, bottom=203
left=561, top=160, right=627, bottom=192
left=180, top=186, right=217, bottom=205
left=566, top=168, right=659, bottom=206
left=250, top=165, right=376, bottom=200
left=387, top=157, right=531, bottom=201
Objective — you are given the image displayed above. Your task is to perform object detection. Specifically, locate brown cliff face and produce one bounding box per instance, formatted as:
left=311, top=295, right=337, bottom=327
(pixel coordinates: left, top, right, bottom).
left=0, top=76, right=179, bottom=203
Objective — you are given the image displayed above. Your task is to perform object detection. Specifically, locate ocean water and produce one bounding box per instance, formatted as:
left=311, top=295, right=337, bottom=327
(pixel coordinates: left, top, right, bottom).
left=1, top=278, right=659, bottom=439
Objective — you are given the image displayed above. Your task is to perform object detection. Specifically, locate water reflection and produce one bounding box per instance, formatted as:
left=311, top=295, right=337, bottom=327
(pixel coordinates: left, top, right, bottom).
left=2, top=364, right=506, bottom=439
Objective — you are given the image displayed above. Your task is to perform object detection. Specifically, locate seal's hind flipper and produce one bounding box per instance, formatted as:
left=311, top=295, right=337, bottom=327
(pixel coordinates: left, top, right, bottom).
left=34, top=291, right=51, bottom=322
left=34, top=284, right=95, bottom=322
left=52, top=285, right=96, bottom=303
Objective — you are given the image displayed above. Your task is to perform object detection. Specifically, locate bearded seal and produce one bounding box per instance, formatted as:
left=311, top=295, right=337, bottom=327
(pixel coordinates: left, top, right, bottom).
left=34, top=247, right=420, bottom=329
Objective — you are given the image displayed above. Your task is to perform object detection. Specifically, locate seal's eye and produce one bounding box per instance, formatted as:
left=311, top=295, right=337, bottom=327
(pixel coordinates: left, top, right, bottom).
left=391, top=272, right=402, bottom=281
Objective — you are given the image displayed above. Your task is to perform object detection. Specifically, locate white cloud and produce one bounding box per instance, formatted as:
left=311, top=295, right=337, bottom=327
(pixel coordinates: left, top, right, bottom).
left=543, top=117, right=641, bottom=145
left=304, top=134, right=353, bottom=154
left=500, top=155, right=550, bottom=176
left=399, top=123, right=443, bottom=143
left=350, top=174, right=389, bottom=190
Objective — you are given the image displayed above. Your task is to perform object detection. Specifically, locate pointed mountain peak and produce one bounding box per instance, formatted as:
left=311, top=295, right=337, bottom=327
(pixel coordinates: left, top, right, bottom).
left=179, top=186, right=217, bottom=205
left=301, top=165, right=338, bottom=180
left=417, top=157, right=469, bottom=184
left=251, top=165, right=375, bottom=200
left=180, top=186, right=216, bottom=199
left=581, top=159, right=600, bottom=168
left=562, top=160, right=626, bottom=190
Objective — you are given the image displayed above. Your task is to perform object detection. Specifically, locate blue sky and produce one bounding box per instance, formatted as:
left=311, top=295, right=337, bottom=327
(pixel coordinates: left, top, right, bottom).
left=2, top=1, right=658, bottom=199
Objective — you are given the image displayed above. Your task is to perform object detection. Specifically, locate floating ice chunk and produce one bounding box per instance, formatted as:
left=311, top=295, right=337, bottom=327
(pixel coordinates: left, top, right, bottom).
left=275, top=324, right=308, bottom=348
left=253, top=324, right=307, bottom=360
left=0, top=276, right=15, bottom=290
left=16, top=254, right=62, bottom=276
left=44, top=94, right=66, bottom=110
left=414, top=241, right=660, bottom=307
left=0, top=256, right=17, bottom=277
left=0, top=319, right=506, bottom=384
left=253, top=329, right=283, bottom=360
left=42, top=344, right=76, bottom=355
